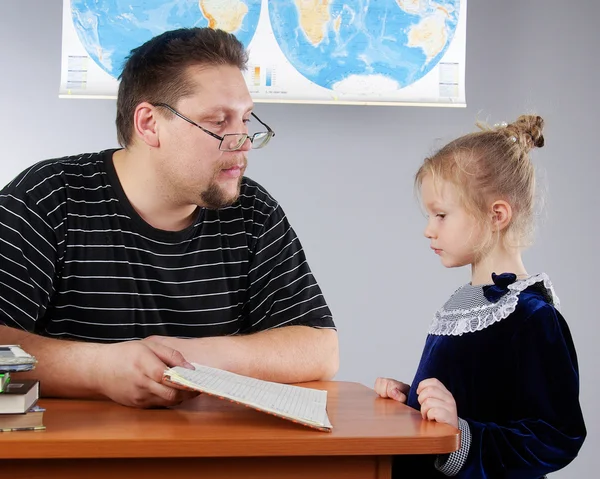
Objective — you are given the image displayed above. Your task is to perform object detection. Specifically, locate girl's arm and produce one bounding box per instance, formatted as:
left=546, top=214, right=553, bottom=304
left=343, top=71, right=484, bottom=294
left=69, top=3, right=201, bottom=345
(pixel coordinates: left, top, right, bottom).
left=452, top=304, right=586, bottom=478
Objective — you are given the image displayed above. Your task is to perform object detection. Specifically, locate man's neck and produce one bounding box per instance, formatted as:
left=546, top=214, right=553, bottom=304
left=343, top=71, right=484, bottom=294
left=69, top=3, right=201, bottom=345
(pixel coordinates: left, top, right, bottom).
left=471, top=245, right=527, bottom=286
left=112, top=148, right=198, bottom=232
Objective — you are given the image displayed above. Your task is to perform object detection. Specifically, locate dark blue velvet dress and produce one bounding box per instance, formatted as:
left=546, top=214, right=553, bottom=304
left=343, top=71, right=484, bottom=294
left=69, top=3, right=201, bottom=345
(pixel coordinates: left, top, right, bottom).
left=394, top=273, right=586, bottom=478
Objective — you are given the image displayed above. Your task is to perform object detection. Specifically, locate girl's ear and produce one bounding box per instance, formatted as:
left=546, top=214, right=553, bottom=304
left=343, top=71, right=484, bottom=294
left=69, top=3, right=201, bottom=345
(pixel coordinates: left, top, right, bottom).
left=490, top=200, right=512, bottom=232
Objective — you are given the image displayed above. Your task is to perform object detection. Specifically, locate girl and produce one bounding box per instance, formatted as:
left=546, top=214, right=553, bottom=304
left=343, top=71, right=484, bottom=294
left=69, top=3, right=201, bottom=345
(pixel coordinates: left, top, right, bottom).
left=375, top=115, right=586, bottom=478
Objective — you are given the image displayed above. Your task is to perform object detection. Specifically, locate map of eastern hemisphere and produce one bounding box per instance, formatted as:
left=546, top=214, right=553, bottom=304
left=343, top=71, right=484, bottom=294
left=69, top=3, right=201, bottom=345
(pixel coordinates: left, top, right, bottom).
left=268, top=0, right=460, bottom=93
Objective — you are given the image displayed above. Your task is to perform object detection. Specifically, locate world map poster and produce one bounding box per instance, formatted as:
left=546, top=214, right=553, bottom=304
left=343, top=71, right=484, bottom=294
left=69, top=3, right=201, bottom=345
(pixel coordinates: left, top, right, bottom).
left=60, top=0, right=467, bottom=106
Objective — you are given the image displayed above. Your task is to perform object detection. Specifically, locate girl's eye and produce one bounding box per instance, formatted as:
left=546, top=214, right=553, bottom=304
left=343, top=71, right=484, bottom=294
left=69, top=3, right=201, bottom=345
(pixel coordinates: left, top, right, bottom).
left=436, top=213, right=446, bottom=219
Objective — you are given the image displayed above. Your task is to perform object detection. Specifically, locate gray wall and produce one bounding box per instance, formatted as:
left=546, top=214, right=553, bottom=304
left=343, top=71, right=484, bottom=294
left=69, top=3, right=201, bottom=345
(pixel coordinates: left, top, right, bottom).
left=1, top=1, right=597, bottom=476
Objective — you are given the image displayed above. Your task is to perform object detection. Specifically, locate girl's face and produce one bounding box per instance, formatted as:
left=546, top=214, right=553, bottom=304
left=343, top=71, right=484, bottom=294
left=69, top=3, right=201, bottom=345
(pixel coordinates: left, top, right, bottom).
left=421, top=174, right=485, bottom=269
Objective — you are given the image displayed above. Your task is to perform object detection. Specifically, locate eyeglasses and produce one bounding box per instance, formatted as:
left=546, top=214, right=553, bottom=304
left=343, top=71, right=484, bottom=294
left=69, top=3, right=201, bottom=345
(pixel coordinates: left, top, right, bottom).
left=152, top=103, right=275, bottom=152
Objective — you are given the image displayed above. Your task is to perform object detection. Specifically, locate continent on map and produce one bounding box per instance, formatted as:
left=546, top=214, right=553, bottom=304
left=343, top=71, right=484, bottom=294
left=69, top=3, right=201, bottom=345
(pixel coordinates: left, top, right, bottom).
left=407, top=10, right=449, bottom=63
left=200, top=0, right=248, bottom=32
left=295, top=0, right=332, bottom=46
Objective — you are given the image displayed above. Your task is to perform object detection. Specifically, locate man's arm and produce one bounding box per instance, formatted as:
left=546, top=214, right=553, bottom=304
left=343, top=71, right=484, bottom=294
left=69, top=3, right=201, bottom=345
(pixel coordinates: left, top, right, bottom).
left=1, top=325, right=100, bottom=398
left=148, top=326, right=339, bottom=383
left=0, top=167, right=196, bottom=407
left=2, top=325, right=198, bottom=407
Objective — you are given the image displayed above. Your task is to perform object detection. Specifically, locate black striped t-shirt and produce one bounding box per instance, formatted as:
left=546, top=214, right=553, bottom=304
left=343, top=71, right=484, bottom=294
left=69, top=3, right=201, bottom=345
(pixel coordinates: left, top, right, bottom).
left=0, top=149, right=335, bottom=342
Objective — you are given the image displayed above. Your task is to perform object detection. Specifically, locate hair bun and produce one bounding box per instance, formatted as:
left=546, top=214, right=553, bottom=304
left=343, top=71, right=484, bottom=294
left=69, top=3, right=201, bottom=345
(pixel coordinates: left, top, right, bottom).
left=509, top=115, right=545, bottom=151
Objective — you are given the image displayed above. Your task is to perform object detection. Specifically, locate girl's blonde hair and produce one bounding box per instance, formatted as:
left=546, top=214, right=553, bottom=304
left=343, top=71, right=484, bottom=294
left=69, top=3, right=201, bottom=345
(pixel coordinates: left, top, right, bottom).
left=415, top=114, right=545, bottom=253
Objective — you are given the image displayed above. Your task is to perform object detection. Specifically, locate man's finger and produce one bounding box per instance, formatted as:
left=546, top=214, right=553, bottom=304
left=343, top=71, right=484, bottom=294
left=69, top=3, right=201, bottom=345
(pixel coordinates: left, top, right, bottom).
left=145, top=341, right=194, bottom=370
left=145, top=380, right=200, bottom=407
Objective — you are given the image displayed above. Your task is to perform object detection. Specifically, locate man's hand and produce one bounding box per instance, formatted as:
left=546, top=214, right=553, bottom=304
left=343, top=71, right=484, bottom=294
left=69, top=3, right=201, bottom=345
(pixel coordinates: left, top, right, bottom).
left=93, top=340, right=199, bottom=408
left=416, top=378, right=458, bottom=429
left=374, top=377, right=410, bottom=403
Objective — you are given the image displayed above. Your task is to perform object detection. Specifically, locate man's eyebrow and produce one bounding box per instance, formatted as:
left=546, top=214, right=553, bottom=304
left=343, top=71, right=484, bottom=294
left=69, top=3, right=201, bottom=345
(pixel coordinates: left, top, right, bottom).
left=195, top=106, right=254, bottom=118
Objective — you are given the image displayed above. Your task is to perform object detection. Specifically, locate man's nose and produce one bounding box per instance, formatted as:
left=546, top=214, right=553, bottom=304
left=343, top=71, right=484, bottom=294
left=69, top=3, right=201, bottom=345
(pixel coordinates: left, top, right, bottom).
left=239, top=136, right=252, bottom=152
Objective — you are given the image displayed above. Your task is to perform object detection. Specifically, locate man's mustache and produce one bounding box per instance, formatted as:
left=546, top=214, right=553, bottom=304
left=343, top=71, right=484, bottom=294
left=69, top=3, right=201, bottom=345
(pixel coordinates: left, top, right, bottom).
left=218, top=156, right=247, bottom=170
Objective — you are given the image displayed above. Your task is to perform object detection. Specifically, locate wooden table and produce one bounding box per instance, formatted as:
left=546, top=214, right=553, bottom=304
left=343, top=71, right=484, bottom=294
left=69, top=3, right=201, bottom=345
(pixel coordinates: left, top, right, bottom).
left=0, top=381, right=459, bottom=478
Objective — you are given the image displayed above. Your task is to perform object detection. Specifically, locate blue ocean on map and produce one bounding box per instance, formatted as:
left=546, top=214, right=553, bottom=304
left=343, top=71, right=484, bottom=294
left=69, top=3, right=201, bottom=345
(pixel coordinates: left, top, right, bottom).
left=71, top=0, right=262, bottom=78
left=268, top=0, right=460, bottom=92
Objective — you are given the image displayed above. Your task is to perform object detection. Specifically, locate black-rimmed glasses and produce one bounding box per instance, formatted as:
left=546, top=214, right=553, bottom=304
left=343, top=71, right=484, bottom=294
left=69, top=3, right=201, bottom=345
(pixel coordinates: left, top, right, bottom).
left=152, top=103, right=275, bottom=152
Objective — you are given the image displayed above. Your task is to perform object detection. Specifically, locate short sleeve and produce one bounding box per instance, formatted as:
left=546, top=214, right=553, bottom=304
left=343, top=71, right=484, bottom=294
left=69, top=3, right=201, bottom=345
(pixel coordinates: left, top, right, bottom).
left=242, top=203, right=334, bottom=333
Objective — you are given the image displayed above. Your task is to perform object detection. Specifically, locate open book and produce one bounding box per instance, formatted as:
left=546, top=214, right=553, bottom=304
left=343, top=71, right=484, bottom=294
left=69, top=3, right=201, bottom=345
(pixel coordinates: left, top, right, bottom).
left=163, top=364, right=332, bottom=432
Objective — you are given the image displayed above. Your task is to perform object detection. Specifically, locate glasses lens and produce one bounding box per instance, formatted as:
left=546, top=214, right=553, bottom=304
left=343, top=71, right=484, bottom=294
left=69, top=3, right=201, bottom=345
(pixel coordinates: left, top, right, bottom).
left=251, top=132, right=272, bottom=149
left=220, top=134, right=247, bottom=152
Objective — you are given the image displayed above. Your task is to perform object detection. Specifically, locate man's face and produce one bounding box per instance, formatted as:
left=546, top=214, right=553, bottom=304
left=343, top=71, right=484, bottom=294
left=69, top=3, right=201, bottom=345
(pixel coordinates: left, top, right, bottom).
left=156, top=64, right=254, bottom=209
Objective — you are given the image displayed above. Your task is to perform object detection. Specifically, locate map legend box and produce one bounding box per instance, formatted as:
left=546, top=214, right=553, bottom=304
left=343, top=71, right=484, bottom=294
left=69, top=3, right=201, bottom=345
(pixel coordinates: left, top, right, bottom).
left=253, top=66, right=261, bottom=87
left=265, top=67, right=277, bottom=87
left=66, top=55, right=89, bottom=91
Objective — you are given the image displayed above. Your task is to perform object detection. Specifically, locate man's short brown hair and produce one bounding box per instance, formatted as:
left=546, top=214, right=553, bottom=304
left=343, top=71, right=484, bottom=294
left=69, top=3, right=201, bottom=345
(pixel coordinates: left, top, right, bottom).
left=116, top=28, right=248, bottom=147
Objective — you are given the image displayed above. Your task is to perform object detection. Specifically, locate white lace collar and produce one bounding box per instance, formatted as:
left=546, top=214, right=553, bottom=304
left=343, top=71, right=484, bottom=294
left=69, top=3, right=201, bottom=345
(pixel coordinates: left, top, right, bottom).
left=428, top=273, right=559, bottom=336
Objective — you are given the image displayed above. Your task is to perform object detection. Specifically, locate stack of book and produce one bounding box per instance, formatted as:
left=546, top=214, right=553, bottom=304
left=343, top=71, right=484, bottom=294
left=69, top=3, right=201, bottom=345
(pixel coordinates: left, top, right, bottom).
left=0, top=345, right=44, bottom=432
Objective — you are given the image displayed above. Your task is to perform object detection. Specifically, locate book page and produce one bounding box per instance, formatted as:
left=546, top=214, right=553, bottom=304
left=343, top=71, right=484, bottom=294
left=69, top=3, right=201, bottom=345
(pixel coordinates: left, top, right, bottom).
left=166, top=364, right=332, bottom=429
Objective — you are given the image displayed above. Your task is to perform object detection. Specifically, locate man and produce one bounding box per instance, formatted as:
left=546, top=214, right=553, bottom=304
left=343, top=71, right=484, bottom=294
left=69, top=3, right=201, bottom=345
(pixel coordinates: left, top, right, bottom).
left=0, top=28, right=338, bottom=408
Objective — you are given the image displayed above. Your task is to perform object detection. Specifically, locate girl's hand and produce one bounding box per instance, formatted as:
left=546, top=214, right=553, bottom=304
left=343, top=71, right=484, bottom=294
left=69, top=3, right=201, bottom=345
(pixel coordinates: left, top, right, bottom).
left=374, top=377, right=410, bottom=403
left=417, top=378, right=458, bottom=428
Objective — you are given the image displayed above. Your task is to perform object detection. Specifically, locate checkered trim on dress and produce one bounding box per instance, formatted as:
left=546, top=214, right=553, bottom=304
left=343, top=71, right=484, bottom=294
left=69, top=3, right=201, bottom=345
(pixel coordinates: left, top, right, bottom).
left=428, top=273, right=559, bottom=336
left=435, top=418, right=472, bottom=476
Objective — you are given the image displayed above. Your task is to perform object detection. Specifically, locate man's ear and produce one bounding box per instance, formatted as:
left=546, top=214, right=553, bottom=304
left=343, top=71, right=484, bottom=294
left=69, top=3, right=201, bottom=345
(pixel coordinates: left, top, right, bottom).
left=490, top=200, right=512, bottom=232
left=133, top=102, right=160, bottom=148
